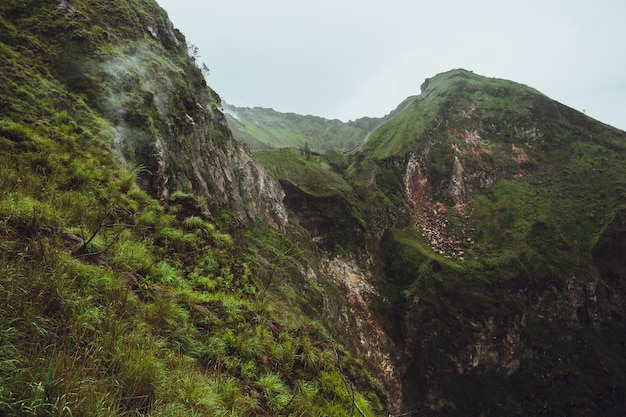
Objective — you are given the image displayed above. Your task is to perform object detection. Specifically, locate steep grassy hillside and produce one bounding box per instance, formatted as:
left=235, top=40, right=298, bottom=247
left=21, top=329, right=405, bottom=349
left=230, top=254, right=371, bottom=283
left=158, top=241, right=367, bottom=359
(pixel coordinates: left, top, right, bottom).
left=0, top=1, right=383, bottom=416
left=255, top=149, right=352, bottom=197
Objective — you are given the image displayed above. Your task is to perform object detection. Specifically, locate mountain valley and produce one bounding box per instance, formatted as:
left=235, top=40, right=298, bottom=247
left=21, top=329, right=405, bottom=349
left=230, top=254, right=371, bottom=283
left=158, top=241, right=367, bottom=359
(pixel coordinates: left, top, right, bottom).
left=1, top=1, right=625, bottom=416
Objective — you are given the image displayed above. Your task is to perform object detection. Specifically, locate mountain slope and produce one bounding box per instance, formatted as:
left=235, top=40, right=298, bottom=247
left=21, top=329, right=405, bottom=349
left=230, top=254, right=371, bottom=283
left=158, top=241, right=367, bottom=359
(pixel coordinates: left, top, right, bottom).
left=223, top=100, right=412, bottom=152
left=0, top=1, right=384, bottom=416
left=3, top=0, right=626, bottom=413
left=256, top=69, right=626, bottom=415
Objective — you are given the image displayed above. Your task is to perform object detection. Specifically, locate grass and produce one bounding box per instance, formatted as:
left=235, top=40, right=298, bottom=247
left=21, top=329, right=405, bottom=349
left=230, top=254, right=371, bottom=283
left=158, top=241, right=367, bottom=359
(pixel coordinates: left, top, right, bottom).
left=255, top=148, right=353, bottom=197
left=0, top=0, right=383, bottom=415
left=225, top=104, right=372, bottom=153
left=0, top=142, right=381, bottom=416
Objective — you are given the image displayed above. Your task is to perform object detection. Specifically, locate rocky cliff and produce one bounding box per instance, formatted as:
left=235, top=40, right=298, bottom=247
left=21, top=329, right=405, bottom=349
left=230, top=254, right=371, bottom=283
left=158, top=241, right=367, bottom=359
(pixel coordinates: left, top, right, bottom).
left=18, top=0, right=288, bottom=231
left=115, top=57, right=289, bottom=230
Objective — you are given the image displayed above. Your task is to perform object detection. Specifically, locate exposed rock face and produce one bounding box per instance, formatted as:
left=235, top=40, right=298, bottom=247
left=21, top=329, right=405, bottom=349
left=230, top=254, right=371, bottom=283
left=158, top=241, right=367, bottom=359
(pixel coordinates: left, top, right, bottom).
left=447, top=153, right=466, bottom=204
left=88, top=11, right=288, bottom=230
left=400, top=263, right=626, bottom=413
left=152, top=97, right=288, bottom=230
left=320, top=254, right=403, bottom=408
left=400, top=148, right=472, bottom=258
left=403, top=152, right=428, bottom=208
left=231, top=140, right=289, bottom=231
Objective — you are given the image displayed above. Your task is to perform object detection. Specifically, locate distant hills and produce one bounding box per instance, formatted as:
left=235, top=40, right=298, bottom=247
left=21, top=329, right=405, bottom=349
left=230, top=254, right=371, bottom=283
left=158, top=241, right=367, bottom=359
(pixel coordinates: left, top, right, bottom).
left=223, top=98, right=414, bottom=152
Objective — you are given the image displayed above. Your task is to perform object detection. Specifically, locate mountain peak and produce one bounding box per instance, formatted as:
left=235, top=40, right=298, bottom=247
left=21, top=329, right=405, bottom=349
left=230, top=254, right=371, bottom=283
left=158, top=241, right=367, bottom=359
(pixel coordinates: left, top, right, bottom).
left=362, top=69, right=619, bottom=161
left=419, top=68, right=540, bottom=97
left=419, top=68, right=476, bottom=93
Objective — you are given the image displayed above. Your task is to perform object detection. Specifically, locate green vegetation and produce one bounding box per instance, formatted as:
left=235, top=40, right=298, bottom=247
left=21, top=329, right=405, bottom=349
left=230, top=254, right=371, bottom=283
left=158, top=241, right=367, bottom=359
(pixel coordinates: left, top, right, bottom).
left=255, top=68, right=626, bottom=414
left=254, top=149, right=369, bottom=253
left=0, top=1, right=382, bottom=415
left=3, top=0, right=626, bottom=412
left=358, top=70, right=626, bottom=415
left=0, top=118, right=380, bottom=416
left=363, top=69, right=541, bottom=159
left=358, top=74, right=624, bottom=273
left=224, top=103, right=387, bottom=153
left=255, top=148, right=352, bottom=197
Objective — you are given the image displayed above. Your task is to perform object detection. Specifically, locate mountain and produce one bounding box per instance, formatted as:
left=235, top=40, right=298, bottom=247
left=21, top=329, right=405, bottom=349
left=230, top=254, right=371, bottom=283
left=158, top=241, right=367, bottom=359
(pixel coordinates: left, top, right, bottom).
left=360, top=70, right=626, bottom=414
left=223, top=100, right=412, bottom=153
left=254, top=69, right=626, bottom=415
left=2, top=0, right=626, bottom=415
left=0, top=1, right=384, bottom=415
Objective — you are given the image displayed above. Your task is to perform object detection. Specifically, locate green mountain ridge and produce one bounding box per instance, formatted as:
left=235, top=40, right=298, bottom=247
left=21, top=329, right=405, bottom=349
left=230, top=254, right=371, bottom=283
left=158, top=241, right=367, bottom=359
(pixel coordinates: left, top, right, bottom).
left=223, top=97, right=414, bottom=153
left=253, top=69, right=626, bottom=415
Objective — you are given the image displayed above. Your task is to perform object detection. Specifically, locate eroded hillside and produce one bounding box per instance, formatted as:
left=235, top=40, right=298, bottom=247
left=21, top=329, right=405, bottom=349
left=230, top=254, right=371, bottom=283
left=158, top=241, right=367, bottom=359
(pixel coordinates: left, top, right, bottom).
left=255, top=69, right=626, bottom=415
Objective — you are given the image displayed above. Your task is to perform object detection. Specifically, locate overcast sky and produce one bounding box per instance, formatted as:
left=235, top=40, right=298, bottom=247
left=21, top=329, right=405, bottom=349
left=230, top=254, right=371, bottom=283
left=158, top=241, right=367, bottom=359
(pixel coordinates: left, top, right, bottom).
left=157, top=0, right=625, bottom=130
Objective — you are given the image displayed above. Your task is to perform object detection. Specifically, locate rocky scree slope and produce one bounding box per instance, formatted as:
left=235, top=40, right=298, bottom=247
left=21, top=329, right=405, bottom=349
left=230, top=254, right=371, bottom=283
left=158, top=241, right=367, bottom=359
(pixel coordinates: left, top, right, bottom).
left=256, top=69, right=626, bottom=415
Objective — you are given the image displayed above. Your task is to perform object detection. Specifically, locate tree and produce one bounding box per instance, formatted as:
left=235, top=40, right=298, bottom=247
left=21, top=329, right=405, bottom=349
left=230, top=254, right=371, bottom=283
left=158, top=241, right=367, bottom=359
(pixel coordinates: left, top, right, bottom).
left=301, top=141, right=311, bottom=160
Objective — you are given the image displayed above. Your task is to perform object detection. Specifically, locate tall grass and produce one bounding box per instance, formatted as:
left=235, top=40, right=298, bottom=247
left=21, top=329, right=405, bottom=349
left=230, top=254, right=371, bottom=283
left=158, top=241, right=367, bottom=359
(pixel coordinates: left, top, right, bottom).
left=0, top=1, right=384, bottom=414
left=0, top=134, right=381, bottom=417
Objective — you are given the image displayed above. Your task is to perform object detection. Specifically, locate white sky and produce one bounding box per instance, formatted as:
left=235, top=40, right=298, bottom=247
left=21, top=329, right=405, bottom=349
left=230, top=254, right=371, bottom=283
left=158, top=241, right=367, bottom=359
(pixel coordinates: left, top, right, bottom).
left=157, top=0, right=626, bottom=130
